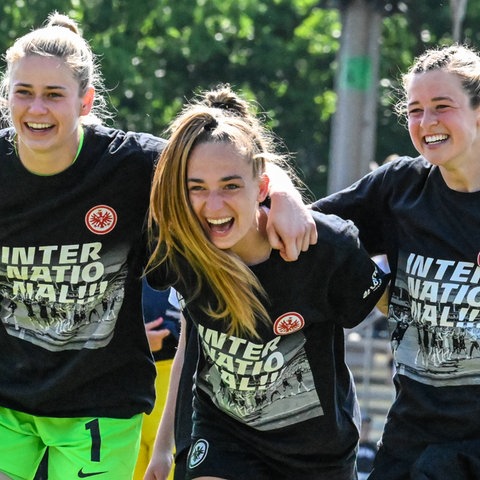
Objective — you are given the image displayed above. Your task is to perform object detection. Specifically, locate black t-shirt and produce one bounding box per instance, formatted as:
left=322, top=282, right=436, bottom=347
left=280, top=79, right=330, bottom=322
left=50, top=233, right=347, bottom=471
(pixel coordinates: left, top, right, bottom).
left=314, top=156, right=480, bottom=455
left=151, top=211, right=389, bottom=469
left=0, top=125, right=166, bottom=418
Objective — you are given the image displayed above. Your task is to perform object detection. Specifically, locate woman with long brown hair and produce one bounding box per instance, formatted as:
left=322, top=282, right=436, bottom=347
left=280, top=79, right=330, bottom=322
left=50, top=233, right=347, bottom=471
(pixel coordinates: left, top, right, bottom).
left=146, top=85, right=388, bottom=480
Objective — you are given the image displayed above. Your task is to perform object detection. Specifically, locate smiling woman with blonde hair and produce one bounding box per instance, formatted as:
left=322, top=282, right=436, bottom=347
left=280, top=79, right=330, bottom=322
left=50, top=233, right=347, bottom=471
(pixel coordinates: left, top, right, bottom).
left=0, top=11, right=315, bottom=477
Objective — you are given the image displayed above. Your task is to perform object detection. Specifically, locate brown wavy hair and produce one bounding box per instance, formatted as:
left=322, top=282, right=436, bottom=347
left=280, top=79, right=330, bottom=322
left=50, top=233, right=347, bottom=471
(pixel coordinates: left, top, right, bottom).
left=395, top=44, right=480, bottom=122
left=148, top=85, right=287, bottom=337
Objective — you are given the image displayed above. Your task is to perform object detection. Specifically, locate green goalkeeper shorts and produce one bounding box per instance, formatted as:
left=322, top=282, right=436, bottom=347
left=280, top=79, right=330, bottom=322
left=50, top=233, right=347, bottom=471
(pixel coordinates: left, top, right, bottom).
left=0, top=406, right=143, bottom=480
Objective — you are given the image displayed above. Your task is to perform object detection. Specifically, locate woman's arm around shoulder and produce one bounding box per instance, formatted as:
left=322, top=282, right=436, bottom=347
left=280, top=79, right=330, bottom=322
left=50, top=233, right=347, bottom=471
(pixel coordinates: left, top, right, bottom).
left=266, top=163, right=317, bottom=261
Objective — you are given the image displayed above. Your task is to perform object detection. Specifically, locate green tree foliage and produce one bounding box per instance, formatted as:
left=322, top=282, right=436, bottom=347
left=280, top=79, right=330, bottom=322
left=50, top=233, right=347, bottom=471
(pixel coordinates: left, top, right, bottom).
left=1, top=0, right=479, bottom=196
left=85, top=0, right=340, bottom=198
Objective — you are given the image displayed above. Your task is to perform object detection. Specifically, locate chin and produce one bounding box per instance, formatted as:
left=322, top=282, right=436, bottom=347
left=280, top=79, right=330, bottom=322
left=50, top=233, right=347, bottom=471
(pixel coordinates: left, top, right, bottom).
left=211, top=238, right=232, bottom=250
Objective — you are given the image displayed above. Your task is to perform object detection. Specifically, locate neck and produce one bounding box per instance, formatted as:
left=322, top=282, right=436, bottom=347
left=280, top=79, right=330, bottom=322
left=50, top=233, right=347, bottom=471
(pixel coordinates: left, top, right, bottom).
left=439, top=162, right=480, bottom=192
left=232, top=208, right=272, bottom=266
left=16, top=128, right=84, bottom=176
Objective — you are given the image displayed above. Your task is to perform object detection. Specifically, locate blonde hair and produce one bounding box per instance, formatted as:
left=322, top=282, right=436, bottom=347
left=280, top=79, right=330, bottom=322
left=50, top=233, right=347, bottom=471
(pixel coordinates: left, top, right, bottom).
left=148, top=85, right=289, bottom=338
left=0, top=11, right=110, bottom=126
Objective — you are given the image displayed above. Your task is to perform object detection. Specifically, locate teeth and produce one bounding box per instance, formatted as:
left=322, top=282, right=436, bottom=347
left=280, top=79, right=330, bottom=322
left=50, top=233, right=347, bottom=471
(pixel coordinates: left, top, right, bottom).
left=425, top=134, right=448, bottom=144
left=27, top=122, right=52, bottom=129
left=208, top=217, right=232, bottom=225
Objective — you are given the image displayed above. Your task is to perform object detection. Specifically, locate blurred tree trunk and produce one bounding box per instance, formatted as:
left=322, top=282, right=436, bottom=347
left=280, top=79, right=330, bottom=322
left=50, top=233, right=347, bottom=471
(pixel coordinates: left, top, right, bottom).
left=327, top=0, right=383, bottom=193
left=450, top=0, right=468, bottom=42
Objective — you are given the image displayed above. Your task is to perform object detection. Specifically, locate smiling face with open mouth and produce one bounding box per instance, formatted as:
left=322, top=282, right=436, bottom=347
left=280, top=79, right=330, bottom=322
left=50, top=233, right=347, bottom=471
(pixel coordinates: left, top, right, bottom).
left=8, top=54, right=93, bottom=174
left=187, top=141, right=269, bottom=262
left=406, top=69, right=480, bottom=177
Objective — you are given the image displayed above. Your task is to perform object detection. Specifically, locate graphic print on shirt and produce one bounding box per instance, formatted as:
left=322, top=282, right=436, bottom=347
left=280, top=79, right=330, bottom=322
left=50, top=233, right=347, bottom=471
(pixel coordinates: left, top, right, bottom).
left=196, top=324, right=323, bottom=431
left=85, top=205, right=118, bottom=235
left=390, top=249, right=480, bottom=386
left=0, top=237, right=128, bottom=352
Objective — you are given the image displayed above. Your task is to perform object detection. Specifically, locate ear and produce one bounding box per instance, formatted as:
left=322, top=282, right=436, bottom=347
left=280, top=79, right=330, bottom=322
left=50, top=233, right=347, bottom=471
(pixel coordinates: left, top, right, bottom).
left=80, top=86, right=95, bottom=116
left=257, top=173, right=270, bottom=203
left=476, top=105, right=480, bottom=128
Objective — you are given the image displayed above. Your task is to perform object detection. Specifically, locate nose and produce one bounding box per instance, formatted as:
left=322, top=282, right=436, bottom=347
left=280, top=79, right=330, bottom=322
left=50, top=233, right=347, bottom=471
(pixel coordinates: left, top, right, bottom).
left=205, top=190, right=224, bottom=211
left=28, top=96, right=48, bottom=114
left=420, top=108, right=439, bottom=128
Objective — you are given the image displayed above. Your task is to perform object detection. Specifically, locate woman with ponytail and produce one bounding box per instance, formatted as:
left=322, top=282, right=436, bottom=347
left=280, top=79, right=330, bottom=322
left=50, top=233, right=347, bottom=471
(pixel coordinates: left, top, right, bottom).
left=146, top=85, right=389, bottom=480
left=0, top=13, right=315, bottom=479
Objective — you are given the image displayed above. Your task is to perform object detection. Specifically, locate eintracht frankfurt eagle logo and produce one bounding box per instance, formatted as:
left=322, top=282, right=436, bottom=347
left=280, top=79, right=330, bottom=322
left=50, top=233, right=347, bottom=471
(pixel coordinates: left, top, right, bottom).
left=85, top=205, right=117, bottom=235
left=273, top=312, right=305, bottom=335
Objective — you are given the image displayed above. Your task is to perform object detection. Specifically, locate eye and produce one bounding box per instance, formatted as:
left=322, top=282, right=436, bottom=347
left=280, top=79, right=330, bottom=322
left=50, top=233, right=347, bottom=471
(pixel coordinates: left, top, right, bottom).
left=435, top=104, right=451, bottom=111
left=407, top=107, right=423, bottom=118
left=224, top=183, right=241, bottom=190
left=47, top=91, right=63, bottom=98
left=13, top=88, right=31, bottom=96
left=188, top=184, right=206, bottom=192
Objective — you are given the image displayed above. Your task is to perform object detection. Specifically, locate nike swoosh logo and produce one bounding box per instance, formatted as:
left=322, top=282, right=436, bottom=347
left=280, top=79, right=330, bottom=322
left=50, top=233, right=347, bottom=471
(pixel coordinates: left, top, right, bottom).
left=77, top=468, right=108, bottom=478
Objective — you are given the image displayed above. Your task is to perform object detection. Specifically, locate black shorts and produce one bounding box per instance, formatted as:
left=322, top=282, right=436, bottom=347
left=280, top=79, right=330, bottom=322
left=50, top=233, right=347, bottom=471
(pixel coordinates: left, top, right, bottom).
left=185, top=435, right=357, bottom=480
left=371, top=438, right=480, bottom=480
left=174, top=448, right=188, bottom=480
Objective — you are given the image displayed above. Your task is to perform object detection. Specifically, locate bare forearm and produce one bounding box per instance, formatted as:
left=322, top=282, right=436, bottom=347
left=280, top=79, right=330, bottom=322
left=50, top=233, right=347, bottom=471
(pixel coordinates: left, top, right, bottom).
left=265, top=163, right=317, bottom=261
left=145, top=316, right=187, bottom=479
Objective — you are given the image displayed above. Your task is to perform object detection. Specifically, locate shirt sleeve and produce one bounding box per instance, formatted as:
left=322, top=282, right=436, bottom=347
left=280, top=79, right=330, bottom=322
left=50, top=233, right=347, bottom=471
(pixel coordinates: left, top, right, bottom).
left=326, top=219, right=390, bottom=328
left=312, top=164, right=389, bottom=255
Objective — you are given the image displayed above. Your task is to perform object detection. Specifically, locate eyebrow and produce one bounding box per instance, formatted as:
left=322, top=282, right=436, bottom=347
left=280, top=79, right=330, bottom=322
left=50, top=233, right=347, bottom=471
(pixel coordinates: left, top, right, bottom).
left=13, top=82, right=68, bottom=90
left=408, top=96, right=454, bottom=107
left=187, top=174, right=243, bottom=183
